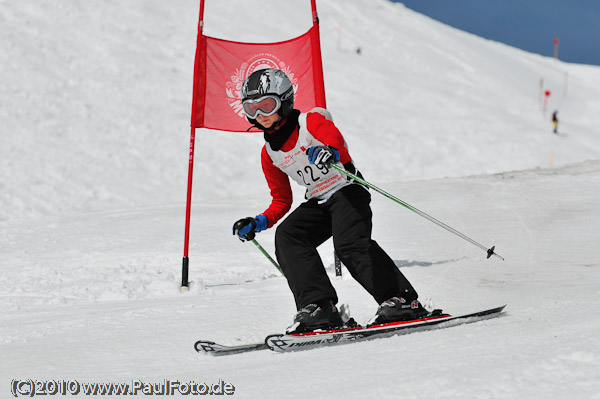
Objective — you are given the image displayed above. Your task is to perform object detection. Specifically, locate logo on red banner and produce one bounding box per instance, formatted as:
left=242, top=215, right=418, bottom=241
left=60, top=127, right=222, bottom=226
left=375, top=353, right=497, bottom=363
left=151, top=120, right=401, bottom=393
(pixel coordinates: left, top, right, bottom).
left=225, top=53, right=299, bottom=119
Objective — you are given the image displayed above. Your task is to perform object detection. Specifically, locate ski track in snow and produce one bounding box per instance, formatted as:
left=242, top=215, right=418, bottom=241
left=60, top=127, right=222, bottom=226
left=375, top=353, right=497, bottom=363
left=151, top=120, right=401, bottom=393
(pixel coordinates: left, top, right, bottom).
left=2, top=0, right=600, bottom=398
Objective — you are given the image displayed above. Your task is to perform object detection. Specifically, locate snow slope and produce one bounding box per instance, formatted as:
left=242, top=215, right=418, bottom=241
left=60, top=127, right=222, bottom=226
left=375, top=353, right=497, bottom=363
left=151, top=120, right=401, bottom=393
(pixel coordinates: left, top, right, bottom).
left=2, top=0, right=600, bottom=398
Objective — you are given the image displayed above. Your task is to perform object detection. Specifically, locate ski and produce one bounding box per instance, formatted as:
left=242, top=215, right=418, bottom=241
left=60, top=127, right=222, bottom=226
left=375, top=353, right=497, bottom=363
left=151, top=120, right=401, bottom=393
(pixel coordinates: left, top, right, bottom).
left=194, top=340, right=268, bottom=356
left=265, top=305, right=506, bottom=353
left=194, top=305, right=506, bottom=356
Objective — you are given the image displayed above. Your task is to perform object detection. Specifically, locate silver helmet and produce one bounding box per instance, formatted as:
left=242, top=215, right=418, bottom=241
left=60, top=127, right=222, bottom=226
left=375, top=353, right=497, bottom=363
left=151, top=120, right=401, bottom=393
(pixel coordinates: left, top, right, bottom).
left=240, top=68, right=294, bottom=118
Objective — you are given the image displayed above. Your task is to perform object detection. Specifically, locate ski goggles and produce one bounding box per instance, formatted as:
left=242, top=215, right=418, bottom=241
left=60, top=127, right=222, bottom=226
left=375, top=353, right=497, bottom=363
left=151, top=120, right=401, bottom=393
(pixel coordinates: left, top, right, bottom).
left=242, top=95, right=281, bottom=119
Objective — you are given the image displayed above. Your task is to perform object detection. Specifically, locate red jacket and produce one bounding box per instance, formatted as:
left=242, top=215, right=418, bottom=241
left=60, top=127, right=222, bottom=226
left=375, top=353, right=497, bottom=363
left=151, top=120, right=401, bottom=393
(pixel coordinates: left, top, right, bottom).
left=261, top=111, right=352, bottom=228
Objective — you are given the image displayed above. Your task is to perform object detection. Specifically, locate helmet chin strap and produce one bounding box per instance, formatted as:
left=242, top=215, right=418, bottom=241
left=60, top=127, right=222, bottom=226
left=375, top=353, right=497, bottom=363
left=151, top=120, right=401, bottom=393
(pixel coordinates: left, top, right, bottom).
left=248, top=114, right=285, bottom=133
left=269, top=114, right=285, bottom=131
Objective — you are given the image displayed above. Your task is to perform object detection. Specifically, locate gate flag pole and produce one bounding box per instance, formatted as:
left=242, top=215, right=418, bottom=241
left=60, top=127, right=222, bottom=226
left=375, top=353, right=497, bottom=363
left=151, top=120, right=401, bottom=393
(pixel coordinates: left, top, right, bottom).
left=181, top=0, right=206, bottom=292
left=310, top=0, right=327, bottom=108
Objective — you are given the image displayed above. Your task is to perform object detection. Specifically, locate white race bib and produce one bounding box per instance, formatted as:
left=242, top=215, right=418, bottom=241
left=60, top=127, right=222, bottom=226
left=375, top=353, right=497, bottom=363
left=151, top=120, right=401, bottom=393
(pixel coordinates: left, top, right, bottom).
left=266, top=119, right=350, bottom=200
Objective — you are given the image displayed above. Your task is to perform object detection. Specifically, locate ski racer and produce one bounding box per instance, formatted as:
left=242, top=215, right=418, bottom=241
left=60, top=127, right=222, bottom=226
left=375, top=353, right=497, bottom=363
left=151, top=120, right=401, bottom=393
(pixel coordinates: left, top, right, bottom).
left=232, top=68, right=429, bottom=333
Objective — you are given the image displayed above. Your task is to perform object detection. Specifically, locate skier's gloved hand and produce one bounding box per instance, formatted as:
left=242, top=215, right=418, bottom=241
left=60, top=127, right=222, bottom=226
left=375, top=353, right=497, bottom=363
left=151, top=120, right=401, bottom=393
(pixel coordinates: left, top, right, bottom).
left=233, top=217, right=256, bottom=241
left=306, top=145, right=340, bottom=166
left=232, top=215, right=268, bottom=242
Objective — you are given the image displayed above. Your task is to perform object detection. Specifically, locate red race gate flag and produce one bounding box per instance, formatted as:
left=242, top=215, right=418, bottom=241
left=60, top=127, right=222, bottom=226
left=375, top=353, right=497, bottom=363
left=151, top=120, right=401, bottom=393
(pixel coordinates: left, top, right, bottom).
left=192, top=27, right=326, bottom=132
left=191, top=3, right=326, bottom=132
left=181, top=0, right=327, bottom=290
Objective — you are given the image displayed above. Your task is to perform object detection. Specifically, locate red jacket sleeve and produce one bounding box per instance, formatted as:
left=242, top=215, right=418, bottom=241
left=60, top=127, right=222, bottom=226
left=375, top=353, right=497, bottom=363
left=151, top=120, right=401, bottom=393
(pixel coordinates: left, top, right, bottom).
left=306, top=111, right=352, bottom=165
left=260, top=146, right=293, bottom=228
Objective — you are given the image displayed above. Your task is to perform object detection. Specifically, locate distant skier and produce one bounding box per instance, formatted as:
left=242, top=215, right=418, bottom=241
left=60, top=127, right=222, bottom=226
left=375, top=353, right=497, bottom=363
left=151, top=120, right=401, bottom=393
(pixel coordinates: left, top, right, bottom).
left=232, top=68, right=430, bottom=334
left=552, top=110, right=558, bottom=134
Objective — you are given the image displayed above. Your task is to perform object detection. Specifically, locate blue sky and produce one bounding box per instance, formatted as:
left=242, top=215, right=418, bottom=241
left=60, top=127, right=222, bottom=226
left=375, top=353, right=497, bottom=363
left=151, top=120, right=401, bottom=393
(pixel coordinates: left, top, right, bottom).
left=393, top=0, right=600, bottom=66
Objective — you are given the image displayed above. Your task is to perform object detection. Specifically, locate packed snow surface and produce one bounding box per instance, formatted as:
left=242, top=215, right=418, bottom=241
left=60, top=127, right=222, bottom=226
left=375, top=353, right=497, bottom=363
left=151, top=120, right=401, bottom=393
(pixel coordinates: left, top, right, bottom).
left=1, top=0, right=600, bottom=398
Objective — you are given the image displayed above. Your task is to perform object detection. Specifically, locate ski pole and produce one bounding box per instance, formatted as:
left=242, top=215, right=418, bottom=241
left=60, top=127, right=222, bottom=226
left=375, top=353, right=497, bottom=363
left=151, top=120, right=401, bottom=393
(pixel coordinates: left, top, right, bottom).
left=252, top=238, right=284, bottom=275
left=330, top=164, right=504, bottom=261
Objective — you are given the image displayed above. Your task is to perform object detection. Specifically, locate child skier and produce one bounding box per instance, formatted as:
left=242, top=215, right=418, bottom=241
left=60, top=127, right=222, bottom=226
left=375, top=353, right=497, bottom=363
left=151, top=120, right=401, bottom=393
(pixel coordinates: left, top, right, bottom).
left=232, top=68, right=428, bottom=333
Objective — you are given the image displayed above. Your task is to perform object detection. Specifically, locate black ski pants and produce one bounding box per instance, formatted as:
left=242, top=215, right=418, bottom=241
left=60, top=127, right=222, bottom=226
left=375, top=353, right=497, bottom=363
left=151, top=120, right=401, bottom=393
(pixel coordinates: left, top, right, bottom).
left=275, top=184, right=418, bottom=310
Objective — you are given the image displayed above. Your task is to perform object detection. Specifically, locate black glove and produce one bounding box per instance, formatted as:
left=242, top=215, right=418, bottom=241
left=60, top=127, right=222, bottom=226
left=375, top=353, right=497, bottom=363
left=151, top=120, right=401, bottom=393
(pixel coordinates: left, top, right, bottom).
left=232, top=215, right=268, bottom=242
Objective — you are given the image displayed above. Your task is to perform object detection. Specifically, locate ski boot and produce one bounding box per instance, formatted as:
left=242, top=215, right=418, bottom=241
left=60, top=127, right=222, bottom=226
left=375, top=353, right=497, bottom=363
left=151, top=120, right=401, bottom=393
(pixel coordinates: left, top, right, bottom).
left=366, top=297, right=432, bottom=327
left=286, top=299, right=346, bottom=334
